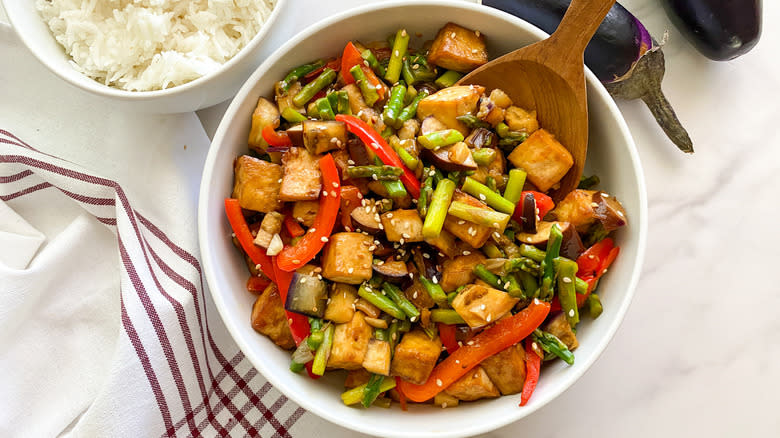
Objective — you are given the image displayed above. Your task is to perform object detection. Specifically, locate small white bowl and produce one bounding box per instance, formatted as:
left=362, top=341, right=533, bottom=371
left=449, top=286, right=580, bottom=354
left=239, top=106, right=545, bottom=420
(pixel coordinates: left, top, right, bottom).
left=199, top=1, right=647, bottom=436
left=1, top=0, right=287, bottom=113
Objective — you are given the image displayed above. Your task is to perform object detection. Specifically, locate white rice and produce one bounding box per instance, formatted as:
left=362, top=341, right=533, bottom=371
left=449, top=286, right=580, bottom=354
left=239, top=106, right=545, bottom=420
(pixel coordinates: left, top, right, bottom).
left=36, top=0, right=276, bottom=91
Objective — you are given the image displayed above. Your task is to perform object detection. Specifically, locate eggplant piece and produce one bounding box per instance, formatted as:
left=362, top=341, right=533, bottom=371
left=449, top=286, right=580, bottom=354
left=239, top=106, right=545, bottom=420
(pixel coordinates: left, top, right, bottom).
left=285, top=124, right=305, bottom=148
left=302, top=120, right=347, bottom=155
left=661, top=0, right=762, bottom=61
left=465, top=128, right=497, bottom=149
left=520, top=192, right=537, bottom=234
left=483, top=0, right=694, bottom=153
left=373, top=259, right=410, bottom=279
left=559, top=221, right=585, bottom=260
left=593, top=191, right=628, bottom=231
left=350, top=202, right=382, bottom=234
left=284, top=270, right=328, bottom=318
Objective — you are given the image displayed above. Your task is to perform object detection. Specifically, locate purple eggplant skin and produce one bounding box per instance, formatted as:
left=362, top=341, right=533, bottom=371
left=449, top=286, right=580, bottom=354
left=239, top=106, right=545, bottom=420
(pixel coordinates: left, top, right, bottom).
left=482, top=0, right=653, bottom=83
left=661, top=0, right=762, bottom=61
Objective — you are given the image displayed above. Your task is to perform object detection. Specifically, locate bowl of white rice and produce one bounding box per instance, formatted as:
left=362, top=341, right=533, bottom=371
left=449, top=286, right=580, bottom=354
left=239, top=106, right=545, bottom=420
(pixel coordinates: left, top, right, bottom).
left=1, top=0, right=286, bottom=113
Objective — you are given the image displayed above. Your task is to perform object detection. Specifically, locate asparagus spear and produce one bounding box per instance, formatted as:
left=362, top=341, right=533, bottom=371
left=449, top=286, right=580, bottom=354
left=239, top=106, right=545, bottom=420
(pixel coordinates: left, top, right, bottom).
left=382, top=282, right=420, bottom=320
left=382, top=83, right=407, bottom=127
left=448, top=201, right=510, bottom=231
left=430, top=309, right=466, bottom=325
left=585, top=293, right=604, bottom=319
left=417, top=129, right=464, bottom=149
left=314, top=97, right=336, bottom=120
left=361, top=49, right=386, bottom=77
left=532, top=329, right=575, bottom=365
left=419, top=275, right=447, bottom=306
left=417, top=174, right=434, bottom=218
left=346, top=165, right=403, bottom=181
left=472, top=148, right=496, bottom=166
left=462, top=176, right=516, bottom=215
left=473, top=264, right=502, bottom=289
left=358, top=281, right=406, bottom=320
left=435, top=70, right=464, bottom=88
left=280, top=59, right=325, bottom=92
left=293, top=68, right=336, bottom=107
left=422, top=178, right=456, bottom=238
left=456, top=114, right=491, bottom=130
left=503, top=169, right=528, bottom=205
left=540, top=223, right=563, bottom=301
left=281, top=107, right=307, bottom=123
left=311, top=323, right=334, bottom=375
left=385, top=29, right=410, bottom=84
left=362, top=374, right=386, bottom=408
left=396, top=89, right=429, bottom=125
left=341, top=376, right=396, bottom=406
left=350, top=64, right=380, bottom=106
left=554, top=257, right=580, bottom=327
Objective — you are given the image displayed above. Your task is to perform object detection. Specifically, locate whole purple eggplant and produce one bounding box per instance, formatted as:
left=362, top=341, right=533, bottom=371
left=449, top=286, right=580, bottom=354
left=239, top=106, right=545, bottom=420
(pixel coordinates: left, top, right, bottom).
left=483, top=0, right=694, bottom=153
left=662, top=0, right=762, bottom=61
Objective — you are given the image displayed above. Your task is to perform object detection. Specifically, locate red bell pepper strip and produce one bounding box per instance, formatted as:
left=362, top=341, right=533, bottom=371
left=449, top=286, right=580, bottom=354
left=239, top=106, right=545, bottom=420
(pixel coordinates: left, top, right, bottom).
left=262, top=125, right=292, bottom=147
left=283, top=213, right=305, bottom=238
left=397, top=300, right=550, bottom=402
left=304, top=57, right=341, bottom=80
left=224, top=198, right=275, bottom=283
left=246, top=275, right=271, bottom=294
left=340, top=42, right=387, bottom=99
left=520, top=337, right=542, bottom=406
left=276, top=154, right=341, bottom=271
left=272, top=259, right=311, bottom=345
left=339, top=185, right=363, bottom=230
left=438, top=322, right=459, bottom=354
left=395, top=376, right=408, bottom=411
left=335, top=114, right=421, bottom=198
left=512, top=191, right=555, bottom=223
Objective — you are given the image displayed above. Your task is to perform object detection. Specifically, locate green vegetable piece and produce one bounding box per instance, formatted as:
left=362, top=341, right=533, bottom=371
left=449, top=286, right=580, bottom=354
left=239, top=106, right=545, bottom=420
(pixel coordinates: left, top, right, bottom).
left=372, top=156, right=407, bottom=198
left=519, top=243, right=546, bottom=263
left=422, top=178, right=456, bottom=238
left=473, top=264, right=502, bottom=289
left=281, top=59, right=325, bottom=92
left=311, top=323, right=334, bottom=376
left=362, top=374, right=386, bottom=408
left=419, top=276, right=448, bottom=306
left=540, top=224, right=563, bottom=301
left=462, top=177, right=516, bottom=215
left=417, top=175, right=434, bottom=218
left=578, top=174, right=600, bottom=190
left=446, top=291, right=458, bottom=306
left=397, top=89, right=429, bottom=125
left=382, top=83, right=407, bottom=127
left=385, top=28, right=410, bottom=84
left=361, top=49, right=386, bottom=77
left=397, top=319, right=412, bottom=333
left=315, top=97, right=336, bottom=120
left=430, top=309, right=466, bottom=325
left=327, top=90, right=351, bottom=115
left=517, top=271, right=539, bottom=299
left=533, top=329, right=575, bottom=365
left=456, top=114, right=491, bottom=130
left=394, top=143, right=419, bottom=171
left=341, top=375, right=396, bottom=406
left=346, top=165, right=403, bottom=181
left=382, top=282, right=419, bottom=320
left=434, top=70, right=464, bottom=88
left=281, top=107, right=307, bottom=123
left=585, top=293, right=603, bottom=319
left=482, top=242, right=504, bottom=259
left=307, top=330, right=325, bottom=350
left=289, top=360, right=305, bottom=373
left=358, top=281, right=406, bottom=320
left=472, top=148, right=497, bottom=166
left=501, top=273, right=524, bottom=298
left=374, top=327, right=388, bottom=342
left=503, top=169, right=528, bottom=205
left=447, top=201, right=510, bottom=230
left=554, top=257, right=580, bottom=327
left=504, top=257, right=542, bottom=276
left=293, top=67, right=336, bottom=107
left=417, top=129, right=464, bottom=149
left=350, top=64, right=380, bottom=106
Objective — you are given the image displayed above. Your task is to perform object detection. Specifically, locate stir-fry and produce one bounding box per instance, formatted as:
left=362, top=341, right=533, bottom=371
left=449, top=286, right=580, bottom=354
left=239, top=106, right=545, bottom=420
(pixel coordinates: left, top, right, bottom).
left=226, top=22, right=628, bottom=409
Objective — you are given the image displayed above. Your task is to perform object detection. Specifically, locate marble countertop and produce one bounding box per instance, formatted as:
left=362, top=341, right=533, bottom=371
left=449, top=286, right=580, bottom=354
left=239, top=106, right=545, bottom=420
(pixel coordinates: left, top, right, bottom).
left=3, top=0, right=778, bottom=436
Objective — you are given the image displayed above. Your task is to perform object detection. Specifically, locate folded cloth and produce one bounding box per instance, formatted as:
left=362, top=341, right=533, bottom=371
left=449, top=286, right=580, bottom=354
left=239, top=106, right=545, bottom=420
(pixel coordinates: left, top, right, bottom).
left=0, top=199, right=45, bottom=269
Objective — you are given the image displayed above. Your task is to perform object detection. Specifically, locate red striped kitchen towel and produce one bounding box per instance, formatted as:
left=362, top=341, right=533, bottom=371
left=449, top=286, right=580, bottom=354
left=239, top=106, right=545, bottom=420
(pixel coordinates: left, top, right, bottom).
left=0, top=130, right=343, bottom=437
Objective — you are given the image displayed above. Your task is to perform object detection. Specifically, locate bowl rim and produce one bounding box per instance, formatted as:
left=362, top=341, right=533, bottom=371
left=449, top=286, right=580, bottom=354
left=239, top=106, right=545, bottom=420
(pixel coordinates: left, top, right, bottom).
left=0, top=0, right=288, bottom=100
left=198, top=1, right=648, bottom=436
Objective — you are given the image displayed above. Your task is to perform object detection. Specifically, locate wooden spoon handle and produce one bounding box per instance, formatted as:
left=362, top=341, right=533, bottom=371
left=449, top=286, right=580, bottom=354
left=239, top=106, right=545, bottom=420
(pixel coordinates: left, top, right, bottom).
left=547, top=0, right=617, bottom=69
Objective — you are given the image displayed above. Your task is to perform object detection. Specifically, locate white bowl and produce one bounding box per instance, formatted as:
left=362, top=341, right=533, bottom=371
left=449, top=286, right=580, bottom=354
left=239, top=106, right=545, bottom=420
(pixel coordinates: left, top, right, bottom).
left=0, top=0, right=287, bottom=113
left=199, top=1, right=648, bottom=436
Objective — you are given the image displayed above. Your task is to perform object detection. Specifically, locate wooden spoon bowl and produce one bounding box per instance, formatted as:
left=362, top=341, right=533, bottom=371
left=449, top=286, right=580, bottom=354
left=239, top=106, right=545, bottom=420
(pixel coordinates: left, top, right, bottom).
left=459, top=0, right=617, bottom=201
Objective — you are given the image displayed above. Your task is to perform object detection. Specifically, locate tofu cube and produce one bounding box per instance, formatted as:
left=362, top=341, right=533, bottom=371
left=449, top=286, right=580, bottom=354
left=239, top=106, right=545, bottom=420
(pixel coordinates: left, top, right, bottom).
left=504, top=106, right=540, bottom=134
left=280, top=147, right=322, bottom=202
left=232, top=155, right=283, bottom=213
left=480, top=344, right=526, bottom=395
left=381, top=209, right=424, bottom=242
left=451, top=284, right=519, bottom=328
left=362, top=339, right=392, bottom=376
left=390, top=330, right=442, bottom=385
left=321, top=232, right=373, bottom=284
left=443, top=191, right=493, bottom=248
left=417, top=85, right=485, bottom=135
left=550, top=189, right=598, bottom=233
left=327, top=311, right=373, bottom=370
left=507, top=129, right=573, bottom=192
left=423, top=228, right=460, bottom=258
left=302, top=120, right=348, bottom=155
left=247, top=97, right=280, bottom=152
left=444, top=366, right=500, bottom=401
left=544, top=312, right=579, bottom=351
left=291, top=200, right=319, bottom=228
left=324, top=282, right=358, bottom=324
left=440, top=252, right=487, bottom=292
left=427, top=22, right=488, bottom=73
left=251, top=284, right=295, bottom=350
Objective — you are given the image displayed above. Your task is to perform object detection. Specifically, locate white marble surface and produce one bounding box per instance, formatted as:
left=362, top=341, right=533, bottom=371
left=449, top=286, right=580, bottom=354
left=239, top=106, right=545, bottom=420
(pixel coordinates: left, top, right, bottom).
left=3, top=0, right=779, bottom=436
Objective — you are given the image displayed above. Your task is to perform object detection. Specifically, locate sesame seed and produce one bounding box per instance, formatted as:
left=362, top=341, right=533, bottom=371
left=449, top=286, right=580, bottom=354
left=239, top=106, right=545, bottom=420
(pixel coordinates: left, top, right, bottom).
left=429, top=170, right=436, bottom=177
left=480, top=304, right=486, bottom=310
left=422, top=253, right=430, bottom=259
left=372, top=174, right=378, bottom=180
left=479, top=194, right=487, bottom=201
left=486, top=314, right=492, bottom=322
left=410, top=316, right=417, bottom=322
left=588, top=255, right=595, bottom=259
left=602, top=268, right=609, bottom=274
left=467, top=340, right=474, bottom=345
left=399, top=238, right=405, bottom=245
left=562, top=276, right=572, bottom=283
left=590, top=202, right=599, bottom=208
left=386, top=213, right=393, bottom=218
left=471, top=48, right=478, bottom=53
left=462, top=250, right=471, bottom=255
left=309, top=228, right=316, bottom=233
left=475, top=30, right=481, bottom=37
left=442, top=403, right=448, bottom=408
left=533, top=298, right=540, bottom=305
left=402, top=233, right=411, bottom=239
left=378, top=224, right=384, bottom=230
left=348, top=159, right=355, bottom=165
left=458, top=220, right=465, bottom=225
left=492, top=222, right=499, bottom=228
left=432, top=276, right=438, bottom=284
left=531, top=341, right=538, bottom=350
left=300, top=277, right=307, bottom=284
left=348, top=267, right=354, bottom=274
left=450, top=32, right=456, bottom=38
left=413, top=291, right=418, bottom=299
left=331, top=191, right=337, bottom=197
left=436, top=379, right=443, bottom=387
left=401, top=29, right=408, bottom=37
left=525, top=237, right=532, bottom=242
left=455, top=359, right=460, bottom=364
left=332, top=182, right=339, bottom=188
left=322, top=190, right=328, bottom=197
left=602, top=193, right=610, bottom=198
left=292, top=259, right=300, bottom=264
left=277, top=178, right=283, bottom=183
left=617, top=211, right=625, bottom=217
left=320, top=236, right=329, bottom=243
left=568, top=309, right=575, bottom=317
left=368, top=245, right=376, bottom=251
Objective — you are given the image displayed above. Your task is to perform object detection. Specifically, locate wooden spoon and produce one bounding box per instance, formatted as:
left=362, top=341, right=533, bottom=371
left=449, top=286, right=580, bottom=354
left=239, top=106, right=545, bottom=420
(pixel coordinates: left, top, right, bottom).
left=459, top=0, right=617, bottom=201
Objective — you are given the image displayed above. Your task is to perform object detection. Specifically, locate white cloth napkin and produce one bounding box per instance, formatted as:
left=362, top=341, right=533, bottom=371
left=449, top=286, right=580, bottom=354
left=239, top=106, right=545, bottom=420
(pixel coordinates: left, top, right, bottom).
left=0, top=23, right=359, bottom=438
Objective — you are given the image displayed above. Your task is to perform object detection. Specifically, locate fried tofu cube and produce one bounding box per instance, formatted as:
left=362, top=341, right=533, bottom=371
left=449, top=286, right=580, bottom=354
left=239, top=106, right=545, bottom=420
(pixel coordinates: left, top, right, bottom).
left=434, top=392, right=460, bottom=408
left=391, top=330, right=442, bottom=385
left=489, top=89, right=513, bottom=109
left=381, top=209, right=424, bottom=242
left=427, top=22, right=488, bottom=73
left=417, top=85, right=485, bottom=135
left=507, top=129, right=573, bottom=192
left=324, top=282, right=358, bottom=324
left=291, top=200, right=319, bottom=228
left=232, top=155, right=283, bottom=213
left=280, top=147, right=322, bottom=202
left=504, top=106, right=540, bottom=135
left=328, top=311, right=373, bottom=370
left=302, top=120, right=347, bottom=155
left=344, top=368, right=371, bottom=389
left=545, top=312, right=578, bottom=351
left=424, top=228, right=460, bottom=258
left=440, top=253, right=486, bottom=292
left=251, top=284, right=295, bottom=350
left=362, top=339, right=392, bottom=376
left=247, top=97, right=280, bottom=152
left=443, top=191, right=493, bottom=248
left=444, top=366, right=500, bottom=401
left=321, top=232, right=373, bottom=284
left=451, top=284, right=519, bottom=328
left=480, top=344, right=526, bottom=395
left=550, top=189, right=598, bottom=233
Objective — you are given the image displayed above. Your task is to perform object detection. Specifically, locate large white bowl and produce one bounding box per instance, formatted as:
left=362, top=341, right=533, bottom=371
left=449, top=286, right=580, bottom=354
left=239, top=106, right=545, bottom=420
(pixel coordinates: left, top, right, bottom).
left=199, top=2, right=647, bottom=436
left=1, top=0, right=287, bottom=113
